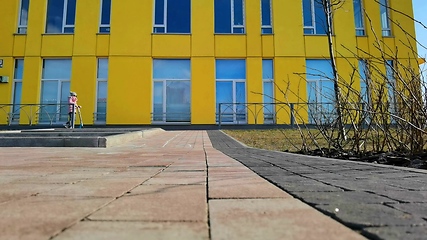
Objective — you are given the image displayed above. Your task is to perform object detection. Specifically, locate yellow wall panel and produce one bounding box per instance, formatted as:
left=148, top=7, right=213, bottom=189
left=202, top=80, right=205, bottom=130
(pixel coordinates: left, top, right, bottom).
left=333, top=0, right=357, bottom=57
left=274, top=57, right=307, bottom=124
left=25, top=0, right=47, bottom=57
left=96, top=35, right=110, bottom=56
left=261, top=35, right=274, bottom=57
left=0, top=0, right=17, bottom=56
left=364, top=0, right=382, bottom=58
left=41, top=35, right=74, bottom=56
left=247, top=57, right=263, bottom=124
left=20, top=57, right=42, bottom=124
left=304, top=36, right=330, bottom=57
left=0, top=58, right=14, bottom=103
left=273, top=0, right=304, bottom=57
left=13, top=35, right=27, bottom=57
left=356, top=37, right=370, bottom=58
left=382, top=37, right=397, bottom=58
left=109, top=0, right=152, bottom=56
left=246, top=0, right=262, bottom=57
left=73, top=0, right=99, bottom=56
left=191, top=57, right=215, bottom=124
left=70, top=57, right=97, bottom=124
left=107, top=56, right=151, bottom=124
left=192, top=0, right=214, bottom=57
left=152, top=35, right=191, bottom=57
left=215, top=35, right=247, bottom=57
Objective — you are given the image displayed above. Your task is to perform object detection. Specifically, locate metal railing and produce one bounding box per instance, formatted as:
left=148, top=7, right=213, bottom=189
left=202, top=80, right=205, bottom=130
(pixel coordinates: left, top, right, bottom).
left=217, top=102, right=342, bottom=127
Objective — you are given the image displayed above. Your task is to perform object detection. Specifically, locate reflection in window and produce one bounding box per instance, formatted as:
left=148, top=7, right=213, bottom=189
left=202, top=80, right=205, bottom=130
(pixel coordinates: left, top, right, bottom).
left=380, top=0, right=391, bottom=36
left=262, top=60, right=274, bottom=123
left=261, top=0, right=272, bottom=34
left=353, top=0, right=365, bottom=36
left=153, top=60, right=191, bottom=122
left=215, top=0, right=245, bottom=34
left=46, top=0, right=76, bottom=33
left=359, top=60, right=371, bottom=123
left=153, top=0, right=191, bottom=33
left=99, top=0, right=111, bottom=33
left=216, top=60, right=246, bottom=123
left=12, top=59, right=24, bottom=123
left=385, top=60, right=397, bottom=118
left=96, top=59, right=108, bottom=122
left=40, top=59, right=72, bottom=123
left=17, top=0, right=29, bottom=34
left=303, top=0, right=330, bottom=35
left=306, top=59, right=335, bottom=123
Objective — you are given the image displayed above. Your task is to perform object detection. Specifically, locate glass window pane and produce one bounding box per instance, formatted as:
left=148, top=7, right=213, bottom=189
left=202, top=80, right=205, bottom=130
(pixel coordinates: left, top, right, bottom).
left=41, top=81, right=58, bottom=104
left=65, top=0, right=76, bottom=25
left=167, top=0, right=191, bottom=33
left=13, top=82, right=22, bottom=106
left=233, top=0, right=244, bottom=25
left=154, top=0, right=165, bottom=25
left=303, top=0, right=313, bottom=27
left=215, top=0, right=232, bottom=33
left=262, top=59, right=273, bottom=79
left=263, top=82, right=273, bottom=104
left=46, top=0, right=65, bottom=33
left=19, top=0, right=30, bottom=26
left=380, top=0, right=389, bottom=29
left=43, top=59, right=72, bottom=79
left=101, top=0, right=111, bottom=25
left=261, top=0, right=271, bottom=26
left=97, top=59, right=109, bottom=79
left=314, top=0, right=327, bottom=34
left=320, top=80, right=334, bottom=102
left=153, top=81, right=163, bottom=121
left=166, top=81, right=191, bottom=121
left=153, top=59, right=191, bottom=79
left=236, top=82, right=246, bottom=103
left=216, top=60, right=246, bottom=79
left=353, top=0, right=363, bottom=29
left=14, top=59, right=24, bottom=79
left=216, top=81, right=233, bottom=114
left=97, top=81, right=107, bottom=121
left=306, top=59, right=333, bottom=80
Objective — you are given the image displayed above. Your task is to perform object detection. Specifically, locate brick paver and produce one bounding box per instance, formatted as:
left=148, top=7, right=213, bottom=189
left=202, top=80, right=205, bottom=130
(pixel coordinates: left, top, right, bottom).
left=0, top=130, right=365, bottom=240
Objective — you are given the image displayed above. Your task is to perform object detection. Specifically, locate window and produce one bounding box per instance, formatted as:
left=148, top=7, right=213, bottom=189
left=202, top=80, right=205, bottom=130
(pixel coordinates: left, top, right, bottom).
left=153, top=60, right=191, bottom=122
left=353, top=0, right=365, bottom=36
left=45, top=0, right=76, bottom=33
left=99, top=0, right=111, bottom=33
left=215, top=0, right=245, bottom=34
left=17, top=0, right=29, bottom=34
left=263, top=59, right=274, bottom=123
left=359, top=59, right=371, bottom=123
left=11, top=59, right=24, bottom=124
left=385, top=60, right=397, bottom=118
left=261, top=0, right=272, bottom=34
left=216, top=60, right=246, bottom=123
left=40, top=59, right=72, bottom=123
left=306, top=59, right=335, bottom=123
left=96, top=59, right=108, bottom=122
left=380, top=0, right=391, bottom=36
left=303, top=0, right=330, bottom=35
left=153, top=0, right=191, bottom=33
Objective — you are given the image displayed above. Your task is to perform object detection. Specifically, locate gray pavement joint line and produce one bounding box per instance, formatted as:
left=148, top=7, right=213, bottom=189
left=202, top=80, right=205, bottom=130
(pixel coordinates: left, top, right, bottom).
left=49, top=165, right=170, bottom=240
left=162, top=131, right=184, bottom=148
left=202, top=131, right=213, bottom=240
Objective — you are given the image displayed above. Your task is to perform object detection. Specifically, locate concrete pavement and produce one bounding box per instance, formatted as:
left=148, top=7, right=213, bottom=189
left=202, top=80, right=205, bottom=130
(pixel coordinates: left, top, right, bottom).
left=0, top=130, right=366, bottom=240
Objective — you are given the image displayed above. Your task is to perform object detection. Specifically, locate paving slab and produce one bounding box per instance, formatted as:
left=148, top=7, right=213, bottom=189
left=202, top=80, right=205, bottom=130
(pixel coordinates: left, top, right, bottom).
left=208, top=130, right=427, bottom=240
left=54, top=222, right=210, bottom=240
left=209, top=198, right=366, bottom=240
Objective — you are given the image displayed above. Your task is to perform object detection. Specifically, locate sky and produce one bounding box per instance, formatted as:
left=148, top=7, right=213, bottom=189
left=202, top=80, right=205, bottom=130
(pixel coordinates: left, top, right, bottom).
left=413, top=0, right=427, bottom=58
left=413, top=0, right=426, bottom=78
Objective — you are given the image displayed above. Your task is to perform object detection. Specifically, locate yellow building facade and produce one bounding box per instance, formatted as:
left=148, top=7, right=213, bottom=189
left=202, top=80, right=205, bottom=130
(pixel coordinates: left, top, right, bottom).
left=0, top=0, right=418, bottom=126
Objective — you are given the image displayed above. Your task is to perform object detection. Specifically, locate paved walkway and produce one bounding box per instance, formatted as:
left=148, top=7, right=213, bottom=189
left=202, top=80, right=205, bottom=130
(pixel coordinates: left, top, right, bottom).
left=207, top=130, right=427, bottom=240
left=0, top=130, right=425, bottom=239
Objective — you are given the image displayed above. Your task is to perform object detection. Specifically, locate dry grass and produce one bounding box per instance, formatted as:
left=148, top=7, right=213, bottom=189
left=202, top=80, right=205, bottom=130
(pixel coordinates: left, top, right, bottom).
left=223, top=129, right=330, bottom=152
